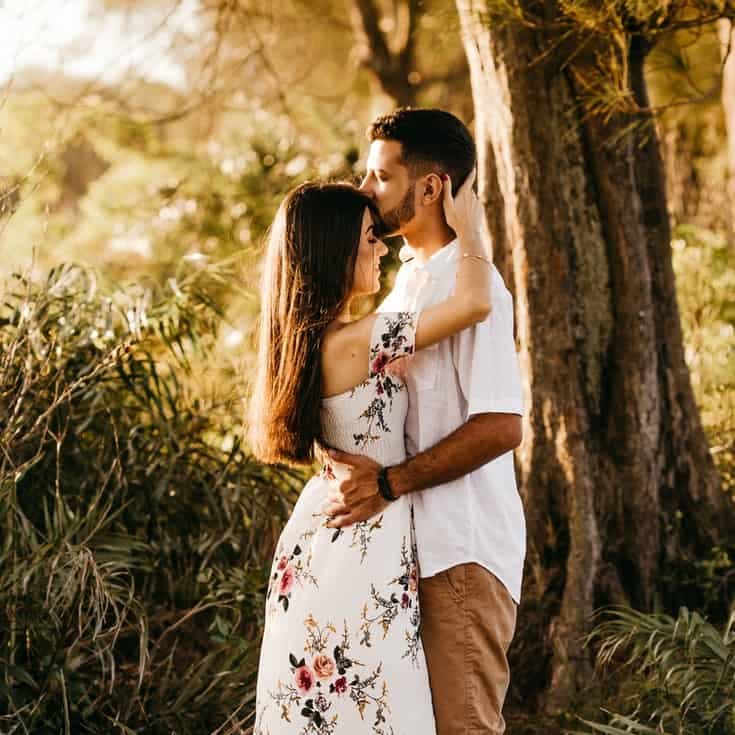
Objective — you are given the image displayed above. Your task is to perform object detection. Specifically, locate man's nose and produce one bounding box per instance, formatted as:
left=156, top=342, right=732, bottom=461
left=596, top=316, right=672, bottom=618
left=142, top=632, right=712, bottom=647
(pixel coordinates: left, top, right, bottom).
left=359, top=176, right=374, bottom=196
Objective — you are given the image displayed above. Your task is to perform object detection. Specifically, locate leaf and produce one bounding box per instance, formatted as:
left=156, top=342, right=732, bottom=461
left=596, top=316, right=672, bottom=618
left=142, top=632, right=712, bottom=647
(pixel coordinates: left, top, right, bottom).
left=3, top=663, right=37, bottom=690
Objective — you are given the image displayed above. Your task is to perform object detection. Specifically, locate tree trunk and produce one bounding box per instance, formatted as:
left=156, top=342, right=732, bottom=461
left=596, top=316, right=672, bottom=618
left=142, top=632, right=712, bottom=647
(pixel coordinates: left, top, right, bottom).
left=659, top=121, right=701, bottom=226
left=719, top=18, right=735, bottom=239
left=457, top=0, right=733, bottom=712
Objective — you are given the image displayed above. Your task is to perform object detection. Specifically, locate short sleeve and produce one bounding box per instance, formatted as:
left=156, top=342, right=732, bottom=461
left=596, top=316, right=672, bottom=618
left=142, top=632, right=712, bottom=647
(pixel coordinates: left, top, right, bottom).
left=452, top=267, right=523, bottom=417
left=368, top=311, right=418, bottom=378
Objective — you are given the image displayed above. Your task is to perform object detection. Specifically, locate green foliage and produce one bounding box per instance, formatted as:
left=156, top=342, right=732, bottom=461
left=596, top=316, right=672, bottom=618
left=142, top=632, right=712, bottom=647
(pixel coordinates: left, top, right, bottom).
left=575, top=607, right=735, bottom=735
left=0, top=91, right=361, bottom=287
left=77, top=108, right=356, bottom=279
left=0, top=90, right=367, bottom=732
left=673, top=223, right=735, bottom=502
left=0, top=264, right=304, bottom=733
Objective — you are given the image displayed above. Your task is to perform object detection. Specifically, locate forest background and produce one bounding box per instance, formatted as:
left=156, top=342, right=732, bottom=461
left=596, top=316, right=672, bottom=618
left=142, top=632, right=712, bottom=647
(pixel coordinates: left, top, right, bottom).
left=1, top=0, right=734, bottom=733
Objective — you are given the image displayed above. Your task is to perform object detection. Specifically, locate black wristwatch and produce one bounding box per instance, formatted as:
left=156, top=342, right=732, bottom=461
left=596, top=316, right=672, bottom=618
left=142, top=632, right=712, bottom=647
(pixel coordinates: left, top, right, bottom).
left=377, top=466, right=398, bottom=502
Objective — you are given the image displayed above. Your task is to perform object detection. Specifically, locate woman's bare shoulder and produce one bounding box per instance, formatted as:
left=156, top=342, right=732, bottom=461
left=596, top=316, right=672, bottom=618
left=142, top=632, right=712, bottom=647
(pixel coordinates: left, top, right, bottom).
left=320, top=314, right=378, bottom=397
left=321, top=313, right=377, bottom=357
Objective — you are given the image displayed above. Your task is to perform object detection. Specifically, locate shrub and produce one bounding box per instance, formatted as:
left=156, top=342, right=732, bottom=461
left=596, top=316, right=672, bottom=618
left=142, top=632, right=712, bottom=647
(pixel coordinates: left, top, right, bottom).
left=672, top=224, right=735, bottom=504
left=575, top=606, right=735, bottom=735
left=0, top=264, right=303, bottom=734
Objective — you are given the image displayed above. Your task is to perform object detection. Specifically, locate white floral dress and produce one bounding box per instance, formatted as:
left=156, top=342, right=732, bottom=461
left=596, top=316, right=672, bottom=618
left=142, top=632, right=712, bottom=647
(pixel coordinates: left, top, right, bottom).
left=254, top=312, right=436, bottom=735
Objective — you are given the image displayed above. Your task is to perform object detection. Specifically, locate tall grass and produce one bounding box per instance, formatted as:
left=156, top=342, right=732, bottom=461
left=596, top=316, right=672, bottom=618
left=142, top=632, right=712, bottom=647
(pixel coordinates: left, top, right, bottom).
left=0, top=264, right=303, bottom=734
left=576, top=607, right=735, bottom=735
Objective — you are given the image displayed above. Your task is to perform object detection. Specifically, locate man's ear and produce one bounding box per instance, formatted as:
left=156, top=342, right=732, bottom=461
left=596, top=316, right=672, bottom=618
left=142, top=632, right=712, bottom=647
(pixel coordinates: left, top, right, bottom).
left=421, top=173, right=444, bottom=205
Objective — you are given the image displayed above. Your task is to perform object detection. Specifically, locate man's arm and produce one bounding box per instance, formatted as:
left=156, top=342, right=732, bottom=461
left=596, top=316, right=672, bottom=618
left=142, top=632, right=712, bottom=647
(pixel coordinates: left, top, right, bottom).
left=324, top=412, right=521, bottom=528
left=390, top=412, right=521, bottom=495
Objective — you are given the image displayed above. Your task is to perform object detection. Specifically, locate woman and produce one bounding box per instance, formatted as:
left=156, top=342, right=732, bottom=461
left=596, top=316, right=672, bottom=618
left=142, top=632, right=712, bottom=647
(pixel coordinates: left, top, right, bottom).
left=250, top=173, right=490, bottom=735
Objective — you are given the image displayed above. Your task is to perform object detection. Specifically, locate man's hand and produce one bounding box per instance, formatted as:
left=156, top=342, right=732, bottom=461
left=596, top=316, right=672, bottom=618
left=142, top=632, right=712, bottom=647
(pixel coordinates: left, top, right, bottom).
left=322, top=449, right=391, bottom=528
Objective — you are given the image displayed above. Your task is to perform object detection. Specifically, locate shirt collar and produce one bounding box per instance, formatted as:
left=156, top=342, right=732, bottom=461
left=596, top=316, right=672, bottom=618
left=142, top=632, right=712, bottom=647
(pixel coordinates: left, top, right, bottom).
left=400, top=239, right=459, bottom=280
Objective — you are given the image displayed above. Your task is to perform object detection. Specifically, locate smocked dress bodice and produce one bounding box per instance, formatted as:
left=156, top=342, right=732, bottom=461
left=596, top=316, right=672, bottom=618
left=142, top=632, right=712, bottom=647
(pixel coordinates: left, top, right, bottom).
left=320, top=311, right=416, bottom=468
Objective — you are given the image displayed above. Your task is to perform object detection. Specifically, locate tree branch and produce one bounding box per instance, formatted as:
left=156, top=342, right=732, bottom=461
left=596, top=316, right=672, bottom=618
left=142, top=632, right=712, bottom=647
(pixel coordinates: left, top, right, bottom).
left=348, top=0, right=420, bottom=105
left=350, top=0, right=394, bottom=76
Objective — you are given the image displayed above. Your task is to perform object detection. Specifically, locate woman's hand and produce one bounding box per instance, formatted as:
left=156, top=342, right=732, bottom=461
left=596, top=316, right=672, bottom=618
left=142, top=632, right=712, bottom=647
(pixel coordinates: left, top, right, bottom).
left=442, top=168, right=484, bottom=239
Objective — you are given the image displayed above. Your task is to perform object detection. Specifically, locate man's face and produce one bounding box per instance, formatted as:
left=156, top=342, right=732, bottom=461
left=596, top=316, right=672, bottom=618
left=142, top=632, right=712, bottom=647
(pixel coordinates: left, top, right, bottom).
left=360, top=140, right=416, bottom=236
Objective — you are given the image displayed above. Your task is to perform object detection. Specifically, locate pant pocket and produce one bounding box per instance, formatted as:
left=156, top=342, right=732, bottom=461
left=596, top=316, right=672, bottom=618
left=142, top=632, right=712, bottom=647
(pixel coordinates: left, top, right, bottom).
left=442, top=564, right=467, bottom=604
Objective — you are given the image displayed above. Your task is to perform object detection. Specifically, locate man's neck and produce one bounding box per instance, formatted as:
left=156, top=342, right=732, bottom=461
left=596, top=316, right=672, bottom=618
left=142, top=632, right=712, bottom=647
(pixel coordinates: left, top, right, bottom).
left=402, top=221, right=456, bottom=266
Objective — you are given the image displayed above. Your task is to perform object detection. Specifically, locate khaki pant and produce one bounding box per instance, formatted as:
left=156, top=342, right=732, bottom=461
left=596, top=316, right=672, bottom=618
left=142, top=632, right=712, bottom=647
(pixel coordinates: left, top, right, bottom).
left=419, top=563, right=517, bottom=735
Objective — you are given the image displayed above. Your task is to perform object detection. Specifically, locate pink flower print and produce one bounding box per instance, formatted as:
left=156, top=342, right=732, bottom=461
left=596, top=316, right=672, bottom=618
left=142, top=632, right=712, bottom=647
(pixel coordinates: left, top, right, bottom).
left=376, top=381, right=384, bottom=395
left=312, top=654, right=336, bottom=680
left=294, top=665, right=314, bottom=694
left=371, top=351, right=390, bottom=375
left=332, top=676, right=347, bottom=694
left=279, top=565, right=295, bottom=596
left=401, top=592, right=410, bottom=609
left=277, top=555, right=289, bottom=571
left=408, top=565, right=418, bottom=593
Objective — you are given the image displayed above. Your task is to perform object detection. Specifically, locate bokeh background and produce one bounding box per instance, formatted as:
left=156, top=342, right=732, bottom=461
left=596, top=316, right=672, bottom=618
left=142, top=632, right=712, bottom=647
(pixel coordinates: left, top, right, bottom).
left=1, top=1, right=734, bottom=733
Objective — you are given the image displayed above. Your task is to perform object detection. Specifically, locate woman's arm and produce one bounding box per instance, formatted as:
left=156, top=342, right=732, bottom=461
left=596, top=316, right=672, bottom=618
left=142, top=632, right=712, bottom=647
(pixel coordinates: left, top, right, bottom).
left=328, top=172, right=491, bottom=359
left=321, top=172, right=491, bottom=397
left=413, top=170, right=491, bottom=351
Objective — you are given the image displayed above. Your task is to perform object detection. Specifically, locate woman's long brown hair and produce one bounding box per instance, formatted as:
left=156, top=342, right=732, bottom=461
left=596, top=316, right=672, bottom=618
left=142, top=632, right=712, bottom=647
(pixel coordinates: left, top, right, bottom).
left=249, top=181, right=382, bottom=465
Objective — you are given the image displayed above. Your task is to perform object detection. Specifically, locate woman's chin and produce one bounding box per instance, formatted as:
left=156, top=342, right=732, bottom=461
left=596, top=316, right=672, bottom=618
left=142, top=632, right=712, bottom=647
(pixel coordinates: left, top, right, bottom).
left=351, top=284, right=380, bottom=299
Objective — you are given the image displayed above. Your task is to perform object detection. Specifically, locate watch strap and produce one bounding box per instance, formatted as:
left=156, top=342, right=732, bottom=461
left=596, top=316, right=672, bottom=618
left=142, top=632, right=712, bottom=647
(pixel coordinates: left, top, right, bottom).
left=377, top=466, right=397, bottom=502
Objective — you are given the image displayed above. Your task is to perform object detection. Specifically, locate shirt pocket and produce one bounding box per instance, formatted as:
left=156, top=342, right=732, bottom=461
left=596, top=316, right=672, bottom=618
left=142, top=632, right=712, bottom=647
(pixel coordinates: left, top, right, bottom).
left=410, top=343, right=439, bottom=390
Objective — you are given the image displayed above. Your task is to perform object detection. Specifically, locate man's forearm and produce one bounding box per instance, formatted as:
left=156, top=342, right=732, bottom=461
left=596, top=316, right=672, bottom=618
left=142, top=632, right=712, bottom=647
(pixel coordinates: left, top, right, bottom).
left=388, top=412, right=522, bottom=498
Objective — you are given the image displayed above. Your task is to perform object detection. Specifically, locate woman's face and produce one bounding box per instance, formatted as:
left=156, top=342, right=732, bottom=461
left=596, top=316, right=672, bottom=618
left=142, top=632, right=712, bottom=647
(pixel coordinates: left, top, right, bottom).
left=351, top=208, right=388, bottom=298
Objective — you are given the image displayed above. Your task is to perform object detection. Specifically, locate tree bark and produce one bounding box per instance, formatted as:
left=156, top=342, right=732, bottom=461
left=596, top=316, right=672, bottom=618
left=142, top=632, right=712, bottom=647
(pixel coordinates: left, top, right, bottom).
left=457, top=0, right=733, bottom=712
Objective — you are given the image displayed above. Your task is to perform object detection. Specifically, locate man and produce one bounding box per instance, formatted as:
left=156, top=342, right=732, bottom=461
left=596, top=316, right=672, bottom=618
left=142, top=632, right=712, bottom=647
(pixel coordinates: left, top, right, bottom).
left=323, top=108, right=525, bottom=735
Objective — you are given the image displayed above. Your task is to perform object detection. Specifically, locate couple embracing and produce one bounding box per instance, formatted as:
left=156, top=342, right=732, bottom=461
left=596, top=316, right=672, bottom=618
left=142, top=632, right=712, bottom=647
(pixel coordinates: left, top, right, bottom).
left=250, top=108, right=526, bottom=735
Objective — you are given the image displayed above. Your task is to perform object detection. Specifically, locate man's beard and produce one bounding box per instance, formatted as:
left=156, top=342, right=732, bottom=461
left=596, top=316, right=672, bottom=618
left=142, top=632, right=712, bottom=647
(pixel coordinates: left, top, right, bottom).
left=380, top=183, right=415, bottom=236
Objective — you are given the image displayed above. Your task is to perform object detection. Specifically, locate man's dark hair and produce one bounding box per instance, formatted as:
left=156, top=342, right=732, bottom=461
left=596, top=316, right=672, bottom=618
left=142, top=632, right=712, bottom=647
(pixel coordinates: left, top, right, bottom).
left=367, top=107, right=476, bottom=191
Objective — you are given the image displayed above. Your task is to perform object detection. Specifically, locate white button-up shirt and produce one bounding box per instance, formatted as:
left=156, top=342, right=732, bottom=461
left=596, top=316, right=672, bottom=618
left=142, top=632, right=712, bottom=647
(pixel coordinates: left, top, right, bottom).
left=379, top=240, right=526, bottom=603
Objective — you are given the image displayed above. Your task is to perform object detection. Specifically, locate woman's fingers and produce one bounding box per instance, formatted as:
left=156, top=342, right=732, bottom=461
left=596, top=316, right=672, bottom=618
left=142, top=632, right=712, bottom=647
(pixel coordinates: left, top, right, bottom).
left=443, top=167, right=483, bottom=234
left=454, top=168, right=477, bottom=205
left=442, top=174, right=455, bottom=228
left=466, top=166, right=477, bottom=191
